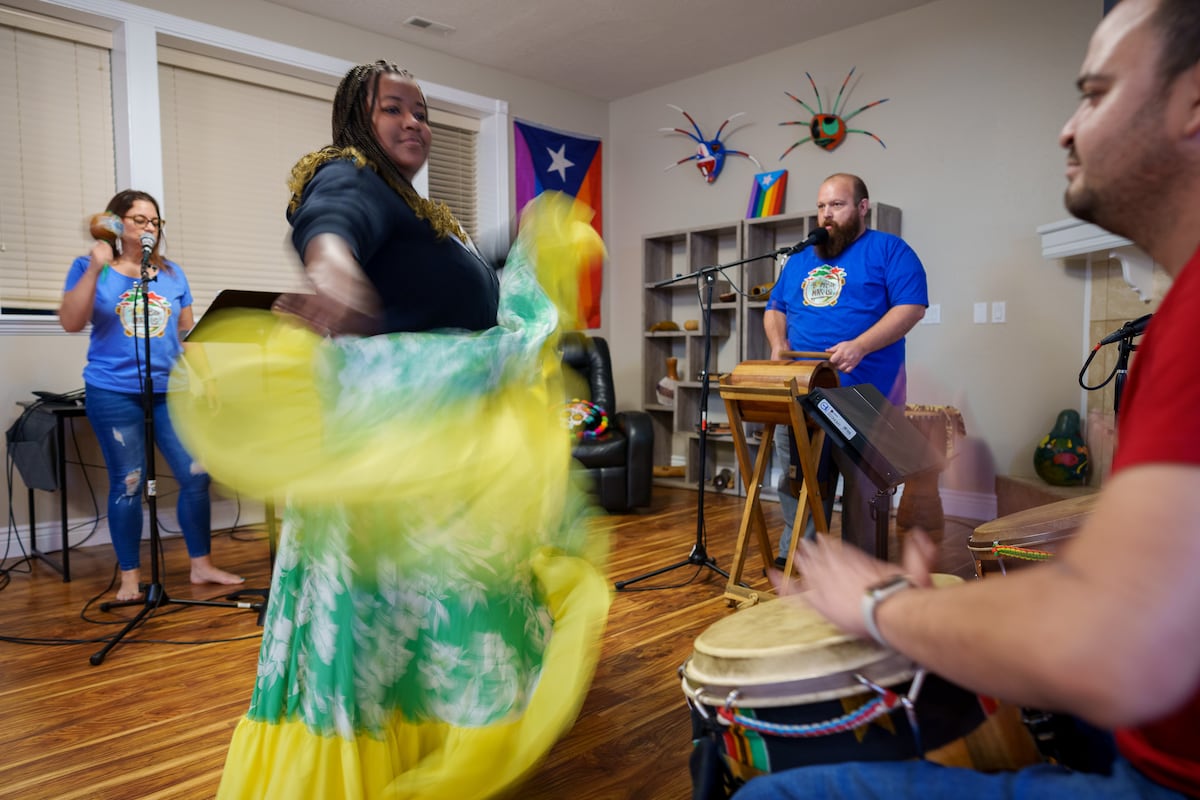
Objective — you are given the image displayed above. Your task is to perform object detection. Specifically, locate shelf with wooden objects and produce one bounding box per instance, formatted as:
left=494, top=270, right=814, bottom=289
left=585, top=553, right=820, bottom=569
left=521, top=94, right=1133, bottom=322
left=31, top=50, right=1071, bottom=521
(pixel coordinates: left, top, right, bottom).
left=642, top=221, right=743, bottom=492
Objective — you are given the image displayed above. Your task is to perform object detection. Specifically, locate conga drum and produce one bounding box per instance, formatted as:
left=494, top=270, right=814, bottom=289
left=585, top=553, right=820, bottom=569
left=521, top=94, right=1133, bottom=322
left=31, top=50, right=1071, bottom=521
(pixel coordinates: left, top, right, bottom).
left=967, top=494, right=1110, bottom=770
left=682, top=580, right=1039, bottom=795
left=968, top=494, right=1097, bottom=579
left=897, top=405, right=966, bottom=530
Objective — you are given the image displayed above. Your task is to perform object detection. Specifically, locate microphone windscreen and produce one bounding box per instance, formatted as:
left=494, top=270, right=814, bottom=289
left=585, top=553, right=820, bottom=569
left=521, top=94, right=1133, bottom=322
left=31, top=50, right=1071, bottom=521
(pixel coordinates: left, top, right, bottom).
left=811, top=226, right=830, bottom=244
left=89, top=212, right=124, bottom=244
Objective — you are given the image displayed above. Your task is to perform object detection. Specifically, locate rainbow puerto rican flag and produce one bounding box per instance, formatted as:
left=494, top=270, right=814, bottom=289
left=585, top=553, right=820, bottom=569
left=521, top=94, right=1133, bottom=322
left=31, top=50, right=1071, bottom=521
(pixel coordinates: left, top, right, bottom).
left=746, top=170, right=788, bottom=219
left=514, top=119, right=604, bottom=329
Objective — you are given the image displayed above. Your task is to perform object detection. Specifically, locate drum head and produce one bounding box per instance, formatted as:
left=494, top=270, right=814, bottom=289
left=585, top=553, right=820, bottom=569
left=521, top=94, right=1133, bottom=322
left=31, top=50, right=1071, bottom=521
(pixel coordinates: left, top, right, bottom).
left=684, top=575, right=961, bottom=707
left=969, top=494, right=1097, bottom=555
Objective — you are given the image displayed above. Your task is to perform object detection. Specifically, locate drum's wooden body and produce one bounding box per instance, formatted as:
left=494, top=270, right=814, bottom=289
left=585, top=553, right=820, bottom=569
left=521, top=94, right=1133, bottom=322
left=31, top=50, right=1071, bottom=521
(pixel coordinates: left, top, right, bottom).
left=683, top=579, right=1039, bottom=789
left=719, top=360, right=839, bottom=425
left=969, top=494, right=1097, bottom=578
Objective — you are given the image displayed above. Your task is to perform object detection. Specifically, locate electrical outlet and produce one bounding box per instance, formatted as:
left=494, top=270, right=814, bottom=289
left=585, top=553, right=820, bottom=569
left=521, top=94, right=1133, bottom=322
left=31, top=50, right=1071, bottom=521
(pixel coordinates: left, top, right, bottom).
left=921, top=303, right=941, bottom=324
left=973, top=302, right=987, bottom=324
left=991, top=301, right=1006, bottom=323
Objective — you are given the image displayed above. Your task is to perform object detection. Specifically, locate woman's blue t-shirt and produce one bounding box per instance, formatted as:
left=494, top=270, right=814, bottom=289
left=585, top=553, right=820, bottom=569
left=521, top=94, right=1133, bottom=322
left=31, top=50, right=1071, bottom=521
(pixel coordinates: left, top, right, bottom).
left=63, top=256, right=192, bottom=393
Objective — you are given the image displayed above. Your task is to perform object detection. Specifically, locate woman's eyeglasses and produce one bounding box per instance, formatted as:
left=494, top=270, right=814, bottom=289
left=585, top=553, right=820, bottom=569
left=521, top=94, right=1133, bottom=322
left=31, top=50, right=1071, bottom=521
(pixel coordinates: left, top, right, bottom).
left=123, top=214, right=165, bottom=230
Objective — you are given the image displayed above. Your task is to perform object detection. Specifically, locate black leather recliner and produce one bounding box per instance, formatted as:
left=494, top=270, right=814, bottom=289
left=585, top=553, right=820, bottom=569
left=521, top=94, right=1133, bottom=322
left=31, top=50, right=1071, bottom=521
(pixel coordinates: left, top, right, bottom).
left=560, top=333, right=654, bottom=512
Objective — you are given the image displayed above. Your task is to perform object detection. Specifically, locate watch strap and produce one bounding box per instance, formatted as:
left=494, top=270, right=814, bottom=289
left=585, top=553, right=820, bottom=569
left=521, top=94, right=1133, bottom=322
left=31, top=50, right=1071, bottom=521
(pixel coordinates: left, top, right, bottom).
left=861, top=574, right=914, bottom=648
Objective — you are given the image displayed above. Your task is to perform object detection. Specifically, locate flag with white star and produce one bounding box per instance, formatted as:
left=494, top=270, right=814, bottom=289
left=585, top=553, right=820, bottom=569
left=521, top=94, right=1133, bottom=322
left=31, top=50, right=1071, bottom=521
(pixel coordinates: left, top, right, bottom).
left=514, top=119, right=603, bottom=328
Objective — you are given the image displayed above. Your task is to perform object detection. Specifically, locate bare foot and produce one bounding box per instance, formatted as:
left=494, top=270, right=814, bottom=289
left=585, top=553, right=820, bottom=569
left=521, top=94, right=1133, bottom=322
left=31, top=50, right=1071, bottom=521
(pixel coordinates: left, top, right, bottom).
left=116, top=569, right=143, bottom=602
left=190, top=556, right=245, bottom=586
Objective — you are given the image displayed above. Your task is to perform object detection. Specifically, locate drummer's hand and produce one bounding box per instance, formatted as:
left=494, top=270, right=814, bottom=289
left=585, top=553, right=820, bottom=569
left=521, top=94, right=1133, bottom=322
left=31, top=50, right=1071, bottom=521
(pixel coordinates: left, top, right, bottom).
left=827, top=340, right=867, bottom=373
left=776, top=529, right=937, bottom=639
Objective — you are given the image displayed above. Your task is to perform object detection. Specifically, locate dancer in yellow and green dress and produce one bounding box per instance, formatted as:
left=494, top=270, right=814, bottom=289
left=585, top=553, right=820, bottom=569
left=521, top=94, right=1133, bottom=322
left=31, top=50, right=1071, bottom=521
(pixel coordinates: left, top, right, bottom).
left=169, top=60, right=611, bottom=799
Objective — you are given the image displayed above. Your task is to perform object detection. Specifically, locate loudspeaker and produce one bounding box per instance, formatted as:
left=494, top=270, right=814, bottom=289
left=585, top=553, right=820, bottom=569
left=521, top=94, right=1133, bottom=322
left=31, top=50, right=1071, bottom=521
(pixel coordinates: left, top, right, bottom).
left=6, top=406, right=59, bottom=491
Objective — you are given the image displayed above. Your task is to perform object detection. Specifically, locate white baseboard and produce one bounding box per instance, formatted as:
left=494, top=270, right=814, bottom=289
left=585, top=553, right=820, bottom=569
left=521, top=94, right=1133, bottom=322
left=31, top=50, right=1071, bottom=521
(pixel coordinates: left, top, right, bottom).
left=21, top=497, right=265, bottom=555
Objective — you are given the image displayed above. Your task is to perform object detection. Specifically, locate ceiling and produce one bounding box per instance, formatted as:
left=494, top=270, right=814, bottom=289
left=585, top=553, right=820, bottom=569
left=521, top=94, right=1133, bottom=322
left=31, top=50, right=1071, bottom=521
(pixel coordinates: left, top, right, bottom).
left=262, top=0, right=937, bottom=101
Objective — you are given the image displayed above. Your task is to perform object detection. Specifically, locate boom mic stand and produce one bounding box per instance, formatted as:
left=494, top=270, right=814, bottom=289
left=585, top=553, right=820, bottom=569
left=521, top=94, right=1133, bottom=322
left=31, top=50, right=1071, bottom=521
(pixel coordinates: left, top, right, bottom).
left=615, top=242, right=803, bottom=592
left=90, top=241, right=263, bottom=666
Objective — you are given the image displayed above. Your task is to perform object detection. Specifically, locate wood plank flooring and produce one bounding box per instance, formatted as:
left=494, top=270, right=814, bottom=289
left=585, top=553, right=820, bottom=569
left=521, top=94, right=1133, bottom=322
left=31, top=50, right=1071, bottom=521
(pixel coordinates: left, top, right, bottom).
left=0, top=488, right=984, bottom=800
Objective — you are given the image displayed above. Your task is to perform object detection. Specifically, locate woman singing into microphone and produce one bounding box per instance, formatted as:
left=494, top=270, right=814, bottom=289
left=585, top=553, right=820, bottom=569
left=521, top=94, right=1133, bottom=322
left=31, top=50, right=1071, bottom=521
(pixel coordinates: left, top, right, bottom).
left=58, top=189, right=243, bottom=602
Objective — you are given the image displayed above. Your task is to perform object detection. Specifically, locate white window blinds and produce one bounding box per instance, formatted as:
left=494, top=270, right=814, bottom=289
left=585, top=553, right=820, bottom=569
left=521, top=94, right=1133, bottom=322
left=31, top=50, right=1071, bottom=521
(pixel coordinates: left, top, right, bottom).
left=157, top=52, right=330, bottom=314
left=0, top=11, right=115, bottom=313
left=428, top=114, right=479, bottom=241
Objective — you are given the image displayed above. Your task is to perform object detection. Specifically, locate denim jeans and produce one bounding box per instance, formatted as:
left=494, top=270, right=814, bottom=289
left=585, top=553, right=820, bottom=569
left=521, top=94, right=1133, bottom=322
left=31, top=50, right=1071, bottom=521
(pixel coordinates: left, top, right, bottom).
left=85, top=384, right=212, bottom=570
left=731, top=755, right=1186, bottom=800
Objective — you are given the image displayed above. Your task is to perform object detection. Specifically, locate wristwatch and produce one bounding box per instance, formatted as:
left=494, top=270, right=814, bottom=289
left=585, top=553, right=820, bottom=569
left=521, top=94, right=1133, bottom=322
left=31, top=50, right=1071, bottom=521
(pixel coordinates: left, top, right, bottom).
left=861, top=574, right=915, bottom=648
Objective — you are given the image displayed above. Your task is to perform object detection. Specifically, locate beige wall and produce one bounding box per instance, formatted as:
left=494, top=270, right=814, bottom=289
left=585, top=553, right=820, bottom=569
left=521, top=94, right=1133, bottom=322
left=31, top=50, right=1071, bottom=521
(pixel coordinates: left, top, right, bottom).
left=3, top=0, right=1110, bottom=537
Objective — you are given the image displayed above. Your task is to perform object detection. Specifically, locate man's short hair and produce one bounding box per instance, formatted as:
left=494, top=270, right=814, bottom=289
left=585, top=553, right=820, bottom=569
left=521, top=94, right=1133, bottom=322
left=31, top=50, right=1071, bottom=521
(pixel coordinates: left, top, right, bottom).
left=1149, top=0, right=1200, bottom=86
left=824, top=173, right=870, bottom=206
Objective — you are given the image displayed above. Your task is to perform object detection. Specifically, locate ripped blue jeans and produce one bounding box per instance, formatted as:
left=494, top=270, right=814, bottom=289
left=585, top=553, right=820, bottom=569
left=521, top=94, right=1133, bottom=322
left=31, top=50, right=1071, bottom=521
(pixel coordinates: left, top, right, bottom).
left=85, top=384, right=212, bottom=571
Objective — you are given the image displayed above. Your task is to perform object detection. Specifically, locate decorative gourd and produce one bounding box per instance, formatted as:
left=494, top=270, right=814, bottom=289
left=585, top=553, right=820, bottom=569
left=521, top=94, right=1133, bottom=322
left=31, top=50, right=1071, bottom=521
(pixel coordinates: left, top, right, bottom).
left=1034, top=409, right=1090, bottom=486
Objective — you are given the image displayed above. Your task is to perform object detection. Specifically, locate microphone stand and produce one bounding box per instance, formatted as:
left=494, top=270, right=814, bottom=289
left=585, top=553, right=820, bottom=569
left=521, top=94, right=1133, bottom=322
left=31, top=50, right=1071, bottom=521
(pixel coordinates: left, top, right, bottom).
left=1111, top=334, right=1137, bottom=415
left=615, top=245, right=797, bottom=592
left=90, top=244, right=263, bottom=666
left=1078, top=316, right=1148, bottom=416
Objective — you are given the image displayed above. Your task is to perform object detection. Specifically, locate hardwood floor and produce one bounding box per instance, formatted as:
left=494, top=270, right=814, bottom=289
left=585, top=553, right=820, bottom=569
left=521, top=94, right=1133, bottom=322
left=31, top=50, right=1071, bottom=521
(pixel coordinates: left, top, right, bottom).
left=0, top=488, right=985, bottom=800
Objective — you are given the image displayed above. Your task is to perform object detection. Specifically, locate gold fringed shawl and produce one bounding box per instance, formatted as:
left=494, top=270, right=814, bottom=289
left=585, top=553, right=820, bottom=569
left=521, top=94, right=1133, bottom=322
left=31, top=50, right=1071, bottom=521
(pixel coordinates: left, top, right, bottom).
left=287, top=145, right=467, bottom=243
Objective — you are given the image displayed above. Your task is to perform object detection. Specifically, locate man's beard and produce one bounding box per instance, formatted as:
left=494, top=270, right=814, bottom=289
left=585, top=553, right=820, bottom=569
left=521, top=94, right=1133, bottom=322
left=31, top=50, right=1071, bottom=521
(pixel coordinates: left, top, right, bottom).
left=816, top=217, right=864, bottom=260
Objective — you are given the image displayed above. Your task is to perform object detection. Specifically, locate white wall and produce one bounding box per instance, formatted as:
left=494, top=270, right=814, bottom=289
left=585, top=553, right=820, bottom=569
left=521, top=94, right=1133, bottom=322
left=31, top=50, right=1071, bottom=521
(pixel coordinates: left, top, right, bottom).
left=608, top=0, right=1099, bottom=496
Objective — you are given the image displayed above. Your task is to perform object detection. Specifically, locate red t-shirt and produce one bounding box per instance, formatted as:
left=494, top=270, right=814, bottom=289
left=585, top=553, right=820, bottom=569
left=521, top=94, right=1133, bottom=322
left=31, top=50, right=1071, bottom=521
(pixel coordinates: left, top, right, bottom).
left=1110, top=245, right=1200, bottom=797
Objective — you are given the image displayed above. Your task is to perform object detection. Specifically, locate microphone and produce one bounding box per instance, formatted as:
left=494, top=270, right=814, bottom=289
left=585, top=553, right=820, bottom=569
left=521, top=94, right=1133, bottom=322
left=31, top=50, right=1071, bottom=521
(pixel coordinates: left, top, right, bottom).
left=1097, top=313, right=1152, bottom=346
left=783, top=226, right=829, bottom=255
left=139, top=232, right=156, bottom=260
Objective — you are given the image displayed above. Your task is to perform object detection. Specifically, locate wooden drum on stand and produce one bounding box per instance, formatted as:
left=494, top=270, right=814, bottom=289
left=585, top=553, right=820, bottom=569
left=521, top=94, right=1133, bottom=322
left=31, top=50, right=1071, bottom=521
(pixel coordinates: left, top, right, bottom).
left=721, top=359, right=839, bottom=426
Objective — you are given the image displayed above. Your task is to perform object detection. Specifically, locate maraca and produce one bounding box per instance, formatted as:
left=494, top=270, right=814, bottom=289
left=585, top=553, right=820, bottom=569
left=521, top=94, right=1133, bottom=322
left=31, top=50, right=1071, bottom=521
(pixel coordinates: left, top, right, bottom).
left=89, top=212, right=124, bottom=255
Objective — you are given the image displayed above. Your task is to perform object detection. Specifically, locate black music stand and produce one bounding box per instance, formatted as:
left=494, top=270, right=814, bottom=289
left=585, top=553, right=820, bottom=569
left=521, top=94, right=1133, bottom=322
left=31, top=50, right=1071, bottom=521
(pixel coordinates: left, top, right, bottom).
left=802, top=384, right=943, bottom=560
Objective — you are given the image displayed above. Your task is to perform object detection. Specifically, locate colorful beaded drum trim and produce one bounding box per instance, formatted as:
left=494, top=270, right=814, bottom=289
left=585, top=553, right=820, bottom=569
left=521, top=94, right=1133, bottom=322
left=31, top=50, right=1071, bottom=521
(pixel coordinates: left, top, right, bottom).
left=990, top=545, right=1054, bottom=562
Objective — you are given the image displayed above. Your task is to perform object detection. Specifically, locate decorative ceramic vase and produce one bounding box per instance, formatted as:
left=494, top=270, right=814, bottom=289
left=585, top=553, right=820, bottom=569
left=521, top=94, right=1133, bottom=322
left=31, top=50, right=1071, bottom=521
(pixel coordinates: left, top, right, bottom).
left=656, top=357, right=680, bottom=407
left=1034, top=409, right=1090, bottom=486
